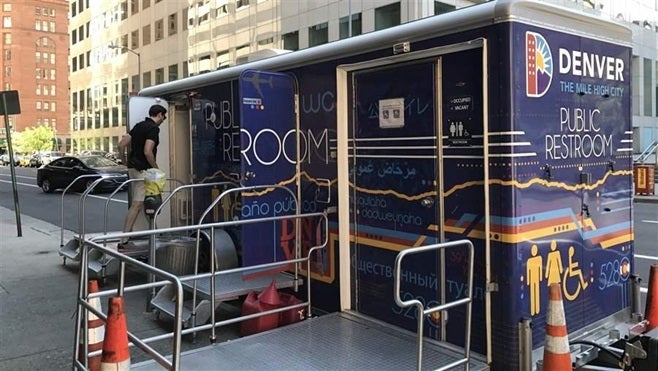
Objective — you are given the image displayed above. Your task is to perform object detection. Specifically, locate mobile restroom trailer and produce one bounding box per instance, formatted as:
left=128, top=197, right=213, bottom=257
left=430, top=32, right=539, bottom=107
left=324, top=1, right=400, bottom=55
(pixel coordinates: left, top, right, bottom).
left=130, top=0, right=649, bottom=369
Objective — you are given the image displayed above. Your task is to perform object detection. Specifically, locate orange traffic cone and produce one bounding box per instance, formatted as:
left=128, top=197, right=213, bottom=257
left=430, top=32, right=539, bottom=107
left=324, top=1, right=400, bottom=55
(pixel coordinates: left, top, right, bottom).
left=542, top=283, right=572, bottom=370
left=645, top=264, right=658, bottom=331
left=79, top=280, right=104, bottom=371
left=100, top=297, right=130, bottom=370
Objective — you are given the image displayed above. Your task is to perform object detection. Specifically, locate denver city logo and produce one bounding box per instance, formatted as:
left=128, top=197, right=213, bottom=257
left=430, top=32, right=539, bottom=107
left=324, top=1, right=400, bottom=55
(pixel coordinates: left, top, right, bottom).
left=526, top=31, right=553, bottom=98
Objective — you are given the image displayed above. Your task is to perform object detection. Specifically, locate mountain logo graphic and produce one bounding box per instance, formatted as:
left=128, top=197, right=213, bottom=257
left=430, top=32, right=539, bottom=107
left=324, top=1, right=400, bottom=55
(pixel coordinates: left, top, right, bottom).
left=526, top=31, right=553, bottom=98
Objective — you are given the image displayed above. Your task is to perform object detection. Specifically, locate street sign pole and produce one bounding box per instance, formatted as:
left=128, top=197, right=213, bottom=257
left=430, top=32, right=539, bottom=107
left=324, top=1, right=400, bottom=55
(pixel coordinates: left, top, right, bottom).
left=1, top=91, right=22, bottom=236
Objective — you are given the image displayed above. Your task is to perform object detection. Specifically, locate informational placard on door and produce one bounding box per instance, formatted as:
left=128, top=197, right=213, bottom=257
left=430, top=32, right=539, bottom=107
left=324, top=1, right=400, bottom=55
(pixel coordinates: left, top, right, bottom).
left=378, top=98, right=405, bottom=128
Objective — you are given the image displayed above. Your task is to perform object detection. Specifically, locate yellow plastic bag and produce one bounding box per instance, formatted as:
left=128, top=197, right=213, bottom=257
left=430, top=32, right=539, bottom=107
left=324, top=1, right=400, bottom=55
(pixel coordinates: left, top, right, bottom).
left=142, top=168, right=166, bottom=196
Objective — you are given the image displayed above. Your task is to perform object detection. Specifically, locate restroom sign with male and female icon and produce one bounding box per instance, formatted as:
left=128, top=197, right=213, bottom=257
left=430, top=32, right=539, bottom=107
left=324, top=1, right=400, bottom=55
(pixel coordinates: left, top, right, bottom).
left=523, top=240, right=594, bottom=316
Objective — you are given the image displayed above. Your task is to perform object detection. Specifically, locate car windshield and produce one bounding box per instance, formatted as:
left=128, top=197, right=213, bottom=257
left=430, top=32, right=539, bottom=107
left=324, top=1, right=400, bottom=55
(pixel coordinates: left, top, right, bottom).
left=79, top=155, right=120, bottom=168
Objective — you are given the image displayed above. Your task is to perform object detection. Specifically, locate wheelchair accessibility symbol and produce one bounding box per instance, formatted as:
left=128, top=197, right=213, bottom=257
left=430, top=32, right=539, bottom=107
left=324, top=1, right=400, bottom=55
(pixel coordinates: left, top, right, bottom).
left=561, top=246, right=589, bottom=301
left=525, top=241, right=592, bottom=315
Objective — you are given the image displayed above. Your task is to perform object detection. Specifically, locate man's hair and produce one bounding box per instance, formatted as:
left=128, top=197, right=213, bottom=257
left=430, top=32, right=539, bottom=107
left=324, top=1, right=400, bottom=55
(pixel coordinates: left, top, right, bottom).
left=149, top=104, right=167, bottom=117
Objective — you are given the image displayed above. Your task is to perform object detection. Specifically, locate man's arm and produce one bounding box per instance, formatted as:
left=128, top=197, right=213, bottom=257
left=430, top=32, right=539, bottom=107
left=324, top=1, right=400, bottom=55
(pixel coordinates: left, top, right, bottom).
left=117, top=133, right=131, bottom=164
left=143, top=139, right=158, bottom=169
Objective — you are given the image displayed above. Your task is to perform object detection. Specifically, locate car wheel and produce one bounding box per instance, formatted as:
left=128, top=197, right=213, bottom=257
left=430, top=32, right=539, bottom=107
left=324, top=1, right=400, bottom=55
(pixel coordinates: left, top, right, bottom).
left=41, top=179, right=53, bottom=193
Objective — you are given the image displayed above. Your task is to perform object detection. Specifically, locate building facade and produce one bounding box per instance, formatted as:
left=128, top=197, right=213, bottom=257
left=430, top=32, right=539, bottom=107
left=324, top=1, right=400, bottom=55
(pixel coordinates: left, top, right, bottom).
left=0, top=0, right=70, bottom=152
left=67, top=0, right=657, bottom=156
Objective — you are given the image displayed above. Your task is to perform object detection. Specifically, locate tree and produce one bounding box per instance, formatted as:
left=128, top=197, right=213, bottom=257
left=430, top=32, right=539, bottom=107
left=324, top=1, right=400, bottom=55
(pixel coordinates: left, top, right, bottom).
left=12, top=126, right=55, bottom=153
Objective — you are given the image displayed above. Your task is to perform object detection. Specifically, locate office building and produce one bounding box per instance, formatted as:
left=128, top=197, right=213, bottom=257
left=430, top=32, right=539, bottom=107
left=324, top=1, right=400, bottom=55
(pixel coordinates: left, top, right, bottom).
left=67, top=0, right=656, bottom=155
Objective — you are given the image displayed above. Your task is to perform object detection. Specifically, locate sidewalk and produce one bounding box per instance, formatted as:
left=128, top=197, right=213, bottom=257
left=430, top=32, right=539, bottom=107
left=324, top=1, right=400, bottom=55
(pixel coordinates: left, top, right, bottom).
left=0, top=207, right=77, bottom=370
left=633, top=184, right=658, bottom=204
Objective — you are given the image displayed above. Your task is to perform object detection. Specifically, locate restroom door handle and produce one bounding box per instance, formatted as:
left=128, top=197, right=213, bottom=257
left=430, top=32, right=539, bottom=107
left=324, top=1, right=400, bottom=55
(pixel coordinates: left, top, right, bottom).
left=421, top=197, right=435, bottom=208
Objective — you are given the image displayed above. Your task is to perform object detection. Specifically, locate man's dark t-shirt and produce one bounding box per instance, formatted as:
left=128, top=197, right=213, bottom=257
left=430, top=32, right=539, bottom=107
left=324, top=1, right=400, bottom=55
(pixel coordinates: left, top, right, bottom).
left=128, top=118, right=159, bottom=171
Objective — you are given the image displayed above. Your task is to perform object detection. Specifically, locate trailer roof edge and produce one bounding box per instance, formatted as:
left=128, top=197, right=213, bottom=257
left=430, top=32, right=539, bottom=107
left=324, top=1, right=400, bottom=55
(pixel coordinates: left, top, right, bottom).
left=138, top=0, right=631, bottom=99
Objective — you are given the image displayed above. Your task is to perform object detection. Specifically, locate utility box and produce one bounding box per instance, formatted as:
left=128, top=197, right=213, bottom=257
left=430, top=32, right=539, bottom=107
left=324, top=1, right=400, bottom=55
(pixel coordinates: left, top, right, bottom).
left=633, top=165, right=655, bottom=195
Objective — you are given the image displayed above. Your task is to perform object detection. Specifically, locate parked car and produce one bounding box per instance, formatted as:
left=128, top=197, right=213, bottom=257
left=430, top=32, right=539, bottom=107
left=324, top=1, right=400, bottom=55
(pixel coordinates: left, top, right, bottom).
left=104, top=151, right=123, bottom=164
left=0, top=153, right=22, bottom=166
left=30, top=151, right=65, bottom=167
left=36, top=155, right=128, bottom=193
left=19, top=155, right=32, bottom=167
left=80, top=150, right=108, bottom=156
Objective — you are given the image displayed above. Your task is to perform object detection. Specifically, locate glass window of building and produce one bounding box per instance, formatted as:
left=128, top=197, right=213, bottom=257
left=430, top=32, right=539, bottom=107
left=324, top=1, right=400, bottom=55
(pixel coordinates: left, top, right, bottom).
left=339, top=13, right=362, bottom=39
left=131, top=74, right=139, bottom=91
left=3, top=49, right=9, bottom=60
left=155, top=67, right=164, bottom=84
left=182, top=7, right=188, bottom=31
left=3, top=4, right=10, bottom=11
left=155, top=19, right=163, bottom=41
left=143, top=71, right=151, bottom=88
left=282, top=31, right=299, bottom=51
left=72, top=92, right=78, bottom=112
left=131, top=0, right=138, bottom=15
left=644, top=58, right=653, bottom=116
left=143, top=0, right=150, bottom=10
left=143, top=24, right=151, bottom=45
left=435, top=2, right=455, bottom=15
left=3, top=16, right=11, bottom=28
left=112, top=107, right=119, bottom=126
left=309, top=22, right=328, bottom=47
left=121, top=2, right=128, bottom=20
left=168, top=63, right=178, bottom=81
left=237, top=0, right=249, bottom=9
left=374, top=2, right=400, bottom=31
left=216, top=3, right=228, bottom=17
left=131, top=29, right=139, bottom=49
left=168, top=13, right=177, bottom=36
left=103, top=108, right=110, bottom=128
left=3, top=33, right=10, bottom=44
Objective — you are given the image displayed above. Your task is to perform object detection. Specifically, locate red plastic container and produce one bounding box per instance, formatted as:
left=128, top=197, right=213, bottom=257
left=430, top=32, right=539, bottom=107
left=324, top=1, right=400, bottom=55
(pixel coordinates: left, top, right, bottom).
left=278, top=292, right=305, bottom=326
left=240, top=282, right=281, bottom=336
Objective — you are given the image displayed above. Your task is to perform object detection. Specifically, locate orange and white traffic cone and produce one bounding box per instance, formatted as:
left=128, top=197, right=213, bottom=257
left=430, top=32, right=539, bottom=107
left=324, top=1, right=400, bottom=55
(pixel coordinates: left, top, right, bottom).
left=645, top=264, right=658, bottom=331
left=542, top=283, right=572, bottom=370
left=79, top=280, right=104, bottom=371
left=100, top=296, right=130, bottom=370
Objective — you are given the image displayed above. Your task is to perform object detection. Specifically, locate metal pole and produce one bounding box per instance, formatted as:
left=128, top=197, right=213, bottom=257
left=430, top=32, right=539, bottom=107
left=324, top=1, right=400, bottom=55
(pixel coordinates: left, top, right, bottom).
left=2, top=94, right=21, bottom=236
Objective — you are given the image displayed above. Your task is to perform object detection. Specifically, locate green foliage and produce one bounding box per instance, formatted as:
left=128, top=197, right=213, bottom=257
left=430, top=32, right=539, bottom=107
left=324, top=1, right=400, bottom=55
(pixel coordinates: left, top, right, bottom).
left=11, top=126, right=55, bottom=153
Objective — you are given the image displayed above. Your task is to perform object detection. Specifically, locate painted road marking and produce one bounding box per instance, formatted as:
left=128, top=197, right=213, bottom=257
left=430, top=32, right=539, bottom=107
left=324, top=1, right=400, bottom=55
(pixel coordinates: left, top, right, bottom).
left=0, top=179, right=127, bottom=203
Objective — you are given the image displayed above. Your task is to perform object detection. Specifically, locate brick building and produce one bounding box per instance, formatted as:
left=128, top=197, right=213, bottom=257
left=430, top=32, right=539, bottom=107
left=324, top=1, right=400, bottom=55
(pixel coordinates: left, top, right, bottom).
left=0, top=0, right=69, bottom=153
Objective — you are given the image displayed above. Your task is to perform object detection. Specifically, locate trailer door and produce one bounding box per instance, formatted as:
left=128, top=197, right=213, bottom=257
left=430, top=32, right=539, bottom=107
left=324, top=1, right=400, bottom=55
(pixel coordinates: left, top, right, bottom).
left=239, top=70, right=299, bottom=269
left=349, top=60, right=443, bottom=333
left=337, top=41, right=489, bottom=355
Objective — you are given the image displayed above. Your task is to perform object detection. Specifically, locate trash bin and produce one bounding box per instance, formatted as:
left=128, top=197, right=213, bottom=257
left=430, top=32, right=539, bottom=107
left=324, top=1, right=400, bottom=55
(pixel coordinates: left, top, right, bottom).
left=633, top=165, right=655, bottom=195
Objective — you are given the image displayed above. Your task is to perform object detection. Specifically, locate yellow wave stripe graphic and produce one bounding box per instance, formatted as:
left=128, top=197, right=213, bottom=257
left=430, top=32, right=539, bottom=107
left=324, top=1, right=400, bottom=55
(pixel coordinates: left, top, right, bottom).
left=444, top=170, right=632, bottom=197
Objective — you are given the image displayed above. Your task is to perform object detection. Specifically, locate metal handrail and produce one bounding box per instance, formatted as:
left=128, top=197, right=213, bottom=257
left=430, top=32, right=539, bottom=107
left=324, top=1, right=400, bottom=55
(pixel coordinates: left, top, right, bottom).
left=59, top=174, right=125, bottom=247
left=192, top=184, right=302, bottom=341
left=394, top=239, right=475, bottom=371
left=152, top=181, right=239, bottom=228
left=73, top=236, right=185, bottom=370
left=73, top=212, right=328, bottom=370
left=635, top=139, right=658, bottom=164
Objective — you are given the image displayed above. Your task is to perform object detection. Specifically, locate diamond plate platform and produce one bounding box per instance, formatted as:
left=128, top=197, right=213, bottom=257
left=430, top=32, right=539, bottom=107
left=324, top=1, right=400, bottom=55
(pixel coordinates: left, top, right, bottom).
left=133, top=311, right=489, bottom=370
